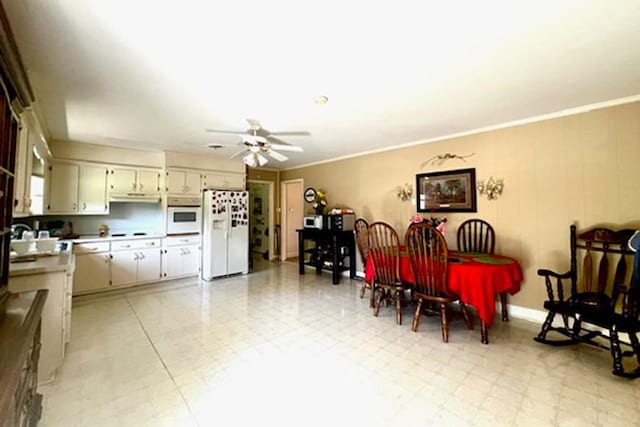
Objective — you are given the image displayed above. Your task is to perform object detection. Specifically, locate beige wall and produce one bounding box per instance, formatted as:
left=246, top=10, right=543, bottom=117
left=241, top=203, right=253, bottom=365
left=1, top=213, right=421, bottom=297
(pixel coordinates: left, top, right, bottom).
left=165, top=151, right=245, bottom=173
left=281, top=101, right=640, bottom=311
left=50, top=140, right=166, bottom=167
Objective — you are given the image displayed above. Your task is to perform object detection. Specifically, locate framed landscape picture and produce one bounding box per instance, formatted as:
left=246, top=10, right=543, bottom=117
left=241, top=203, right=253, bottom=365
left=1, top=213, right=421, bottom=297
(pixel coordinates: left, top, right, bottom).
left=416, top=168, right=477, bottom=212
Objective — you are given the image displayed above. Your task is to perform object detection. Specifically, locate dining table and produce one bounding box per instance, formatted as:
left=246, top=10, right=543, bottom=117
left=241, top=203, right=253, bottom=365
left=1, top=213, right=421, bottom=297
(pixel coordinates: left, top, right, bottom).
left=364, top=249, right=523, bottom=344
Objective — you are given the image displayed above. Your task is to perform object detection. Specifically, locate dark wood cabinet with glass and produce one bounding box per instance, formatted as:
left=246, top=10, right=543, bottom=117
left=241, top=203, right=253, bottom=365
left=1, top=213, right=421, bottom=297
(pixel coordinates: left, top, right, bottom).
left=297, top=228, right=356, bottom=284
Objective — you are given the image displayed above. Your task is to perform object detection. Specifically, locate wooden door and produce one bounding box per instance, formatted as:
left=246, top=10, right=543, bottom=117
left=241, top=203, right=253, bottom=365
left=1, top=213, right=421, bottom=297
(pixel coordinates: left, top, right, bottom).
left=281, top=180, right=303, bottom=260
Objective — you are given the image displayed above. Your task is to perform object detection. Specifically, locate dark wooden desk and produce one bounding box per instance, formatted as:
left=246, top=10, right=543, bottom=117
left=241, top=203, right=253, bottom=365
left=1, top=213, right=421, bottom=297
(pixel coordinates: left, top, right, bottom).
left=297, top=228, right=356, bottom=284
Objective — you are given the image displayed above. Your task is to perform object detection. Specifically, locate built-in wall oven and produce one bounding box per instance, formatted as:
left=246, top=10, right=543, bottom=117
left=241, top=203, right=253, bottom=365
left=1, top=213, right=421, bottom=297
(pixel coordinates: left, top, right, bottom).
left=167, top=196, right=202, bottom=235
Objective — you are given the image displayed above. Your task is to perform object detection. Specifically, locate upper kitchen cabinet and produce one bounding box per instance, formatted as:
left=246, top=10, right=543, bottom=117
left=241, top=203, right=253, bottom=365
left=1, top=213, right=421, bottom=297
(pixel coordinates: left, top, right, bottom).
left=166, top=168, right=201, bottom=196
left=13, top=112, right=50, bottom=217
left=202, top=171, right=246, bottom=190
left=13, top=122, right=33, bottom=216
left=45, top=161, right=109, bottom=214
left=109, top=166, right=162, bottom=201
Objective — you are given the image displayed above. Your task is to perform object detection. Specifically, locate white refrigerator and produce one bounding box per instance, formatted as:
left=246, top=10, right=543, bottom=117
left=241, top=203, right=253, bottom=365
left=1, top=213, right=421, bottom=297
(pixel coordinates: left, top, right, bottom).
left=202, top=189, right=249, bottom=280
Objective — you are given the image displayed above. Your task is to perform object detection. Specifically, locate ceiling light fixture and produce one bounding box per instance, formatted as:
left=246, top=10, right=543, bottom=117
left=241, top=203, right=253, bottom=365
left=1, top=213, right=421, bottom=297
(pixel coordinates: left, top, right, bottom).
left=242, top=151, right=269, bottom=168
left=314, top=96, right=329, bottom=105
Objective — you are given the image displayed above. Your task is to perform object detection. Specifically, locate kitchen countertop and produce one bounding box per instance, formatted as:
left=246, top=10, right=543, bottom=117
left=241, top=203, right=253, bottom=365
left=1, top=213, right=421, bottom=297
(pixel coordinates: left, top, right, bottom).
left=9, top=252, right=75, bottom=277
left=70, top=233, right=166, bottom=244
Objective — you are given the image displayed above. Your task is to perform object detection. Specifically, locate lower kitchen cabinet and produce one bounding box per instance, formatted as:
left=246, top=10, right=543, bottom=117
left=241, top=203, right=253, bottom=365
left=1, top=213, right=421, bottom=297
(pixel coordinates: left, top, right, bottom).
left=73, top=242, right=110, bottom=294
left=9, top=254, right=75, bottom=384
left=162, top=235, right=200, bottom=279
left=73, top=238, right=162, bottom=294
left=111, top=247, right=162, bottom=287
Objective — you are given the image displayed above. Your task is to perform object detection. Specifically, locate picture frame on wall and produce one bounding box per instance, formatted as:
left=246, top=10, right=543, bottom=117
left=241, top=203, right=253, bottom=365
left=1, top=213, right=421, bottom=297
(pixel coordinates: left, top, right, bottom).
left=416, top=168, right=477, bottom=212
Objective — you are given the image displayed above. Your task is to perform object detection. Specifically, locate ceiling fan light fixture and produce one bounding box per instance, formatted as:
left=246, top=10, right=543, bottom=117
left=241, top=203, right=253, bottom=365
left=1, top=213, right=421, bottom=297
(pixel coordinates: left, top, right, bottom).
left=243, top=152, right=258, bottom=168
left=314, top=95, right=329, bottom=105
left=257, top=153, right=268, bottom=166
left=242, top=151, right=269, bottom=168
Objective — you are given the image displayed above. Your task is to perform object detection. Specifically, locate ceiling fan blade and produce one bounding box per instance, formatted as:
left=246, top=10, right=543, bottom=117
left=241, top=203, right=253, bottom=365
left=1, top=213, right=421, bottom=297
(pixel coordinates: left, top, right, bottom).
left=269, top=131, right=311, bottom=137
left=266, top=149, right=288, bottom=161
left=269, top=143, right=303, bottom=152
left=230, top=148, right=247, bottom=159
left=205, top=128, right=246, bottom=135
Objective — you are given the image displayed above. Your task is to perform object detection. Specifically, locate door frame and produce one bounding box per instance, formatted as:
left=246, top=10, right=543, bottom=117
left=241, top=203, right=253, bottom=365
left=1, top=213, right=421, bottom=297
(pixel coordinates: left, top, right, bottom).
left=247, top=179, right=275, bottom=261
left=280, top=178, right=304, bottom=261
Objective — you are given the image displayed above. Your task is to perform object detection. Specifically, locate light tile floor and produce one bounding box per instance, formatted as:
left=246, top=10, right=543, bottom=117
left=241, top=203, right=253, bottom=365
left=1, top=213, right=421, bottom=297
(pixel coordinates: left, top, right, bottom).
left=40, top=260, right=640, bottom=427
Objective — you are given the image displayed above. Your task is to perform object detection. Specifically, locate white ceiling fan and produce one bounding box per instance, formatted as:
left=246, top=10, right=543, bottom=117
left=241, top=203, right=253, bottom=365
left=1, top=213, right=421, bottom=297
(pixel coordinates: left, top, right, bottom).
left=206, top=119, right=308, bottom=167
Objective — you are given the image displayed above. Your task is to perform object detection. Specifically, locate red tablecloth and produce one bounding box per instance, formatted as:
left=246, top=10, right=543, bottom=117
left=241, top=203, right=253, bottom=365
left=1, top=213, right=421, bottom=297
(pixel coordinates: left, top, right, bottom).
left=364, top=250, right=522, bottom=326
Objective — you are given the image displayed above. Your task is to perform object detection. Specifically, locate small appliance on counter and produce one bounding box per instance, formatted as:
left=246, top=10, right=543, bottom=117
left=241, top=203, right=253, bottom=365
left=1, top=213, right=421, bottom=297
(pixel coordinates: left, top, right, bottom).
left=327, top=213, right=355, bottom=231
left=303, top=215, right=325, bottom=230
left=303, top=213, right=355, bottom=231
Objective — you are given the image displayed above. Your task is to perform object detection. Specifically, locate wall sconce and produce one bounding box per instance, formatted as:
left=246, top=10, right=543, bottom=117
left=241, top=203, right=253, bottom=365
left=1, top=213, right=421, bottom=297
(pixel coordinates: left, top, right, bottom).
left=477, top=176, right=504, bottom=200
left=396, top=183, right=413, bottom=201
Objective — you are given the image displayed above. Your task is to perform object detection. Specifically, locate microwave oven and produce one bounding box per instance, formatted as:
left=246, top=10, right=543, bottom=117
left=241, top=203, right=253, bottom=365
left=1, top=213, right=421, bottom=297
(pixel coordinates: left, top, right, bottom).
left=304, top=215, right=324, bottom=229
left=167, top=197, right=202, bottom=234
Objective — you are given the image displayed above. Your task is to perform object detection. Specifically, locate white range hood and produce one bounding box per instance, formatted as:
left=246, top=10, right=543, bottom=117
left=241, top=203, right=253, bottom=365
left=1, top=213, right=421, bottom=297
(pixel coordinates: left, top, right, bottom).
left=109, top=193, right=161, bottom=203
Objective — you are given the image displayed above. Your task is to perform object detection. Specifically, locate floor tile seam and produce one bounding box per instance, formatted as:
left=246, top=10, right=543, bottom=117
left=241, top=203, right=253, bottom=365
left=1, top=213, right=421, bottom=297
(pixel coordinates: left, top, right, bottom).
left=124, top=297, right=201, bottom=427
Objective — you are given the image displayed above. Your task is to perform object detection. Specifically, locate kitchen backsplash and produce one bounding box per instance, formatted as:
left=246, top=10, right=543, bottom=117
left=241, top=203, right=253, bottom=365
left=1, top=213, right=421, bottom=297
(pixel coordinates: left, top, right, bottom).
left=20, top=202, right=165, bottom=236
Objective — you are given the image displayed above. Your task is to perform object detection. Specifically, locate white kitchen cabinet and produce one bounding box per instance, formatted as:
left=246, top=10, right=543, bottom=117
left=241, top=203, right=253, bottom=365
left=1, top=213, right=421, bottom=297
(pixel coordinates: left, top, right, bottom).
left=111, top=239, right=162, bottom=286
left=109, top=167, right=161, bottom=194
left=13, top=123, right=33, bottom=216
left=110, top=250, right=139, bottom=286
left=47, top=163, right=78, bottom=213
left=202, top=171, right=246, bottom=190
left=162, top=235, right=201, bottom=279
left=9, top=254, right=75, bottom=384
left=46, top=162, right=109, bottom=214
left=166, top=169, right=201, bottom=195
left=73, top=242, right=111, bottom=295
left=79, top=165, right=109, bottom=212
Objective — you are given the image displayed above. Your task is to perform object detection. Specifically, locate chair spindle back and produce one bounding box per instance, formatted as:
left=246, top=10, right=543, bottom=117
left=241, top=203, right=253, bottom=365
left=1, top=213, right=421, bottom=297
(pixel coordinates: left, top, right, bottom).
left=457, top=218, right=495, bottom=254
left=367, top=222, right=401, bottom=285
left=405, top=223, right=449, bottom=297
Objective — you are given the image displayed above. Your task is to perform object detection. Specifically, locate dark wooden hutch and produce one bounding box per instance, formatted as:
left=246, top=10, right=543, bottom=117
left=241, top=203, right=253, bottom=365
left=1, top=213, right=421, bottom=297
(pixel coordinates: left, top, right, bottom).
left=0, top=3, right=48, bottom=426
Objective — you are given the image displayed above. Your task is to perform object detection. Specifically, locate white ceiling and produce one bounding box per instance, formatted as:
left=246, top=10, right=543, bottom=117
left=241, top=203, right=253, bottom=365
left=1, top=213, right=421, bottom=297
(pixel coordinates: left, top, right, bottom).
left=3, top=0, right=640, bottom=169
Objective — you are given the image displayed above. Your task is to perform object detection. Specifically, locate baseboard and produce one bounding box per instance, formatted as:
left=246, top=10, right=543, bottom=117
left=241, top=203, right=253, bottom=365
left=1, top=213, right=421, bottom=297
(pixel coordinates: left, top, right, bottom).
left=499, top=302, right=548, bottom=324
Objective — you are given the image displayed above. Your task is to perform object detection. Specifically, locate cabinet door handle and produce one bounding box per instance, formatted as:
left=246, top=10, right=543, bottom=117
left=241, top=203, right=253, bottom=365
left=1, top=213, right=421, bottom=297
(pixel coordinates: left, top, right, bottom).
left=132, top=182, right=136, bottom=189
left=122, top=244, right=131, bottom=248
left=82, top=202, right=87, bottom=210
left=139, top=252, right=145, bottom=260
left=185, top=248, right=190, bottom=254
left=139, top=183, right=143, bottom=190
left=105, top=255, right=109, bottom=263
left=73, top=203, right=77, bottom=210
left=134, top=252, right=139, bottom=260
left=185, top=186, right=190, bottom=192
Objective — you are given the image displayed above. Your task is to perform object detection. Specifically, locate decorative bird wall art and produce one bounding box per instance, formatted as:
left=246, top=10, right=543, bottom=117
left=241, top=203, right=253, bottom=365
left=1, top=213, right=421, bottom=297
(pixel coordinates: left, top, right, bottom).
left=420, top=152, right=475, bottom=168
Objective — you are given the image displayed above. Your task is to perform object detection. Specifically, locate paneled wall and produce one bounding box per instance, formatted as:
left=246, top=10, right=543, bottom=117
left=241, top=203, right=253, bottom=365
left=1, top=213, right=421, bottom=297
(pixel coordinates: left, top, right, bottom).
left=281, top=101, right=640, bottom=311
